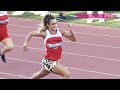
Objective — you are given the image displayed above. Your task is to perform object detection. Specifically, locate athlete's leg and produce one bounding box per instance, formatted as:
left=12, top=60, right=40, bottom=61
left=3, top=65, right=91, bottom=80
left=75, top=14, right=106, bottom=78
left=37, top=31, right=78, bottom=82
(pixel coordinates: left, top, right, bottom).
left=52, top=63, right=70, bottom=79
left=1, top=37, right=14, bottom=54
left=32, top=67, right=51, bottom=79
left=0, top=37, right=14, bottom=63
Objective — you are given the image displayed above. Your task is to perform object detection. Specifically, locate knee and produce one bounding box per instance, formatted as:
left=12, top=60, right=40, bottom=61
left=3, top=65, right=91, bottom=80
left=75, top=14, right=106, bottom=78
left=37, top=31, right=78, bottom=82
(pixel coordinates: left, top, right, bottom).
left=63, top=71, right=70, bottom=79
left=32, top=73, right=39, bottom=79
left=7, top=44, right=14, bottom=51
left=32, top=72, right=45, bottom=79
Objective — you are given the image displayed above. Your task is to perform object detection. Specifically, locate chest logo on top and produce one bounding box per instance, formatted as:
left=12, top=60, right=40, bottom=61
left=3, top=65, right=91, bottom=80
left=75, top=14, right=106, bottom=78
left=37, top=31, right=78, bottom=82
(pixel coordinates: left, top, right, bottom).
left=47, top=42, right=62, bottom=48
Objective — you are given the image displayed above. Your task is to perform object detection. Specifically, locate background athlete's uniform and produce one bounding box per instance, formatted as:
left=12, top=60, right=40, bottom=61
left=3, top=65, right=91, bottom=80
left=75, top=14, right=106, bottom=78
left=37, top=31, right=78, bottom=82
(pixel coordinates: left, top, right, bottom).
left=0, top=11, right=9, bottom=41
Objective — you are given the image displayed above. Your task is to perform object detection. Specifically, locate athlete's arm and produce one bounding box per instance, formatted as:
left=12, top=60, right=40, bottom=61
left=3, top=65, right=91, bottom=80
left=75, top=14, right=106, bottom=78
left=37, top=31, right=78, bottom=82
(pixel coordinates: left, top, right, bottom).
left=60, top=23, right=76, bottom=42
left=23, top=31, right=45, bottom=52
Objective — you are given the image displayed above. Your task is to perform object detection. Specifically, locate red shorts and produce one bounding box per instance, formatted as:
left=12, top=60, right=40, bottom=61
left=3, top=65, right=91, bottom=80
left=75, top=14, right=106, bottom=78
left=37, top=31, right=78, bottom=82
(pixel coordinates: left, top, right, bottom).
left=0, top=24, right=9, bottom=41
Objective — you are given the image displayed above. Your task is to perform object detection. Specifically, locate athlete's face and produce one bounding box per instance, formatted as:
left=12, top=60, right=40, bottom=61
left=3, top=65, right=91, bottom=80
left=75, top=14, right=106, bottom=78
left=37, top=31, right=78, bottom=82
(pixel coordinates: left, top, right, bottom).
left=47, top=19, right=57, bottom=31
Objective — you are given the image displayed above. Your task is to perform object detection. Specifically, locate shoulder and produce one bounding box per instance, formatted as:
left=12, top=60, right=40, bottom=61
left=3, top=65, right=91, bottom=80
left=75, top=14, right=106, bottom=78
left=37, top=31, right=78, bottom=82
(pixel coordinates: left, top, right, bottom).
left=39, top=30, right=47, bottom=39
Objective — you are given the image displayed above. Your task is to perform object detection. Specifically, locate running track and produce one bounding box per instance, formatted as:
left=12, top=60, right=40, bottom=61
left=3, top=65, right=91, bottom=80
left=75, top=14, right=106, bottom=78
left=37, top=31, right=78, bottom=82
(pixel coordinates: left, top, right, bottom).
left=0, top=17, right=120, bottom=79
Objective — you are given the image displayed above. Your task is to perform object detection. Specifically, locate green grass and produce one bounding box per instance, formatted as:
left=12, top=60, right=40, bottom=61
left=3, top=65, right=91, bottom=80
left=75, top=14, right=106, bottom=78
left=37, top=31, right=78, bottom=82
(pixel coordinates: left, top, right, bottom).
left=8, top=11, right=120, bottom=28
left=66, top=17, right=120, bottom=28
left=86, top=19, right=120, bottom=28
left=9, top=12, right=43, bottom=20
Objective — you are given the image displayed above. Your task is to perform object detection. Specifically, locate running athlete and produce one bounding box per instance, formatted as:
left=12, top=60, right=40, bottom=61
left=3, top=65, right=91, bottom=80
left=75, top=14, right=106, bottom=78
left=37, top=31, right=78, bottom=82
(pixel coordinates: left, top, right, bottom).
left=23, top=13, right=76, bottom=79
left=0, top=11, right=14, bottom=63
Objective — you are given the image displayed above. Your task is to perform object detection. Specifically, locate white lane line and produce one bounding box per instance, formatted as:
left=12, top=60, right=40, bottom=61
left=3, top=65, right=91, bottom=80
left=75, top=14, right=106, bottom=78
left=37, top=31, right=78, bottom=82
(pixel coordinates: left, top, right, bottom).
left=13, top=44, right=120, bottom=62
left=0, top=71, right=31, bottom=79
left=9, top=33, right=120, bottom=49
left=8, top=24, right=120, bottom=38
left=5, top=57, right=120, bottom=78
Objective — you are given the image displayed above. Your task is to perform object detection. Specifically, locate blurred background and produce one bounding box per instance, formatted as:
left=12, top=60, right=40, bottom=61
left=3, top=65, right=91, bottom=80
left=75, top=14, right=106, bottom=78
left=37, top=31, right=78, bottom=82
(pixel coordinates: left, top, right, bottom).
left=8, top=11, right=120, bottom=28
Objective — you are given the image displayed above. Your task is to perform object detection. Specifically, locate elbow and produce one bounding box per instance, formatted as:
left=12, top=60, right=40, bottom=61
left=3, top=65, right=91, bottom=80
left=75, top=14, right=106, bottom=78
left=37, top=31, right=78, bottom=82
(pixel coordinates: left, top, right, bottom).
left=72, top=35, right=76, bottom=42
left=29, top=32, right=33, bottom=35
left=72, top=38, right=76, bottom=42
left=73, top=37, right=77, bottom=42
left=29, top=31, right=34, bottom=36
left=73, top=39, right=76, bottom=42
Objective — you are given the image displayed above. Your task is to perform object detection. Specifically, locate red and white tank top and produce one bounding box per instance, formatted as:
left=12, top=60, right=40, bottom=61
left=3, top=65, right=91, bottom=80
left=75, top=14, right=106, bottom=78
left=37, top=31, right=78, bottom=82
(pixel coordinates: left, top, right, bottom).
left=44, top=28, right=63, bottom=61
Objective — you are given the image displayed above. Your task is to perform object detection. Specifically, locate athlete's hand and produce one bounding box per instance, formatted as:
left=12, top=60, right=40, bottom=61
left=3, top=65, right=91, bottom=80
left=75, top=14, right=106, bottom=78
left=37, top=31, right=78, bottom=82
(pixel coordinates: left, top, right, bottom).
left=23, top=44, right=28, bottom=52
left=67, top=23, right=72, bottom=31
left=67, top=23, right=72, bottom=28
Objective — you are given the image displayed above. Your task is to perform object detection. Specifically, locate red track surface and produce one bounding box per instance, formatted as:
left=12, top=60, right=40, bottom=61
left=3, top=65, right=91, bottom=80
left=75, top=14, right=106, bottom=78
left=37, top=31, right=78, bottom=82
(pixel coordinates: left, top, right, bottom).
left=0, top=17, right=120, bottom=79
